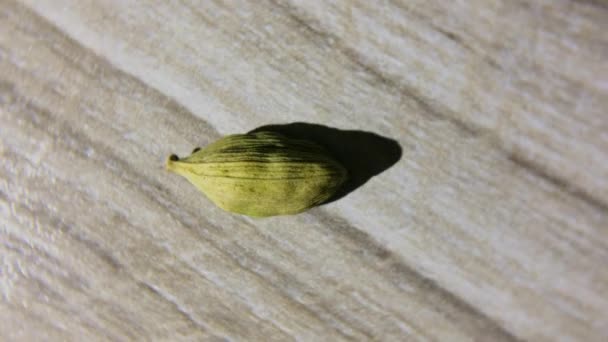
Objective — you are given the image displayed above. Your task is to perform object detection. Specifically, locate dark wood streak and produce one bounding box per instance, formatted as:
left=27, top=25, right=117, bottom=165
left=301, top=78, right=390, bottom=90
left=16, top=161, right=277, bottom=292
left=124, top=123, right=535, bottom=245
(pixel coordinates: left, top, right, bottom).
left=572, top=0, right=608, bottom=10
left=508, top=153, right=608, bottom=213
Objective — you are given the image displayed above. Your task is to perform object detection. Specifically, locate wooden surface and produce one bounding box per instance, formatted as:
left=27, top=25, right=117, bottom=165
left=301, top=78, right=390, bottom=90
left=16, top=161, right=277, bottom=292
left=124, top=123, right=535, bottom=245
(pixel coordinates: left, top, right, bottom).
left=1, top=0, right=607, bottom=340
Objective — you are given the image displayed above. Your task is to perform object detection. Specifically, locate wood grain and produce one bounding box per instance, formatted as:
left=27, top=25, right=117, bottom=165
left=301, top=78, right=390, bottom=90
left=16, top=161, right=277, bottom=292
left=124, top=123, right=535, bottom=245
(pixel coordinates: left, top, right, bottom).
left=1, top=0, right=607, bottom=341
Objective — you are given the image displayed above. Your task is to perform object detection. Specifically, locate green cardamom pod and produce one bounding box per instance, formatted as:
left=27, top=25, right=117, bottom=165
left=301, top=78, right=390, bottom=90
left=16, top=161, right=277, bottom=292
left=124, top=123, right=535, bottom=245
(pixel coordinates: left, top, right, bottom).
left=166, top=131, right=347, bottom=217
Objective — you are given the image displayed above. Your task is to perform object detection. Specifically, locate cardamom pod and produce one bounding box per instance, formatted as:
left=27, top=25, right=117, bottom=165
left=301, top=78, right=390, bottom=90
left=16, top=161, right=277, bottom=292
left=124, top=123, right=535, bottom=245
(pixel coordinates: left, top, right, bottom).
left=166, top=131, right=347, bottom=217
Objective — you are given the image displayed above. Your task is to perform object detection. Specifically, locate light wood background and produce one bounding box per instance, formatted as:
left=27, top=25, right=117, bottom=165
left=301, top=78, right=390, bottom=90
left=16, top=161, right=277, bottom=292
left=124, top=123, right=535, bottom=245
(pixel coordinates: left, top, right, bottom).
left=1, top=0, right=607, bottom=341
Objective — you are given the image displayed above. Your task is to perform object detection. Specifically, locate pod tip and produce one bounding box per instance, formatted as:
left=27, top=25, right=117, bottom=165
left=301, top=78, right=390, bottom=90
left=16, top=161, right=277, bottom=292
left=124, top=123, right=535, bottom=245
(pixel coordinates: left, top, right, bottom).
left=166, top=154, right=179, bottom=171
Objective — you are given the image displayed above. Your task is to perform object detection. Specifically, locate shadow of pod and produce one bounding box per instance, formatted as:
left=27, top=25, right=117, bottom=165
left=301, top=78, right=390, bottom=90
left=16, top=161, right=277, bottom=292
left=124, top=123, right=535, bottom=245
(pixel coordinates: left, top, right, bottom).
left=250, top=122, right=402, bottom=204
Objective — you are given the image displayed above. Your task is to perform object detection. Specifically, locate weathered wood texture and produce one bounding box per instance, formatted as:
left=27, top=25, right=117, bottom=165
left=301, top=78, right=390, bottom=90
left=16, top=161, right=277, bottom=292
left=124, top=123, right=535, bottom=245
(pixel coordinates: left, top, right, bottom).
left=1, top=0, right=607, bottom=341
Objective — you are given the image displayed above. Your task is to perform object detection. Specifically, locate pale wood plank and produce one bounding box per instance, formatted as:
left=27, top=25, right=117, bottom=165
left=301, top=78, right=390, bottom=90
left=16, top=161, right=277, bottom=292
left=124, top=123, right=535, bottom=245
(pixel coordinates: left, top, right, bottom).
left=1, top=0, right=607, bottom=341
